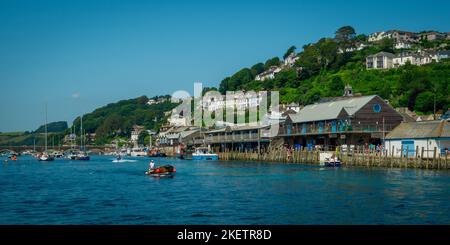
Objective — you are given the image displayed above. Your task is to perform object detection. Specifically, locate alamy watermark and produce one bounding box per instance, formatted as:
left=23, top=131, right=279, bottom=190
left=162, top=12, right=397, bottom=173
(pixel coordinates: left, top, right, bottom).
left=170, top=82, right=280, bottom=136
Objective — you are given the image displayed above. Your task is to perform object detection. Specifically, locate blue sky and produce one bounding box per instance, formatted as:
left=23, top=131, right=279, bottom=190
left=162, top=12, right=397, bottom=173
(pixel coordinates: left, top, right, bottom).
left=0, top=0, right=449, bottom=132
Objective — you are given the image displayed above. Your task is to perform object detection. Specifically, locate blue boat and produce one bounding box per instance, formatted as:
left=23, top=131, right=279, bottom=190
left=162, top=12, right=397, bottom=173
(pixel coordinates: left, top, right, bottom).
left=192, top=147, right=219, bottom=160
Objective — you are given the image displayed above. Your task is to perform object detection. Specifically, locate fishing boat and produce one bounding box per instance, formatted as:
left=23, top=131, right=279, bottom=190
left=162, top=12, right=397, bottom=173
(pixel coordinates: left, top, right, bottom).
left=37, top=104, right=55, bottom=162
left=192, top=147, right=218, bottom=160
left=129, top=147, right=147, bottom=157
left=145, top=165, right=176, bottom=177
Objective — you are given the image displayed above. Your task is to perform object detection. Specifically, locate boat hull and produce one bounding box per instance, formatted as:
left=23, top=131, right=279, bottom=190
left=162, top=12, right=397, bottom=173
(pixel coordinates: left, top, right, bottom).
left=38, top=156, right=55, bottom=161
left=321, top=161, right=342, bottom=167
left=75, top=156, right=90, bottom=161
left=192, top=154, right=218, bottom=160
left=145, top=165, right=176, bottom=177
left=145, top=172, right=174, bottom=178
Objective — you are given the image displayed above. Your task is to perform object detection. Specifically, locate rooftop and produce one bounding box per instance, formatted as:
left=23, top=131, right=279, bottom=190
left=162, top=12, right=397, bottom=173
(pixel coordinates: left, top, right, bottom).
left=289, top=95, right=377, bottom=123
left=386, top=120, right=450, bottom=139
left=367, top=52, right=396, bottom=58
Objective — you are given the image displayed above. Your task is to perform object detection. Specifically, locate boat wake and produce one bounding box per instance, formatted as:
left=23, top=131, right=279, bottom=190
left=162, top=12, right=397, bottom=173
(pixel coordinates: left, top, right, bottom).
left=112, top=159, right=137, bottom=163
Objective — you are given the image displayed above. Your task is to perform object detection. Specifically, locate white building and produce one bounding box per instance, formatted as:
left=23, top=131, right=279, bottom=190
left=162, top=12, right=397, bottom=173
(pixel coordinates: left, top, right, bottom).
left=284, top=53, right=299, bottom=67
left=430, top=50, right=450, bottom=62
left=168, top=113, right=189, bottom=126
left=284, top=102, right=301, bottom=113
left=366, top=52, right=395, bottom=69
left=255, top=66, right=282, bottom=81
left=393, top=52, right=434, bottom=67
left=394, top=42, right=412, bottom=49
left=420, top=31, right=445, bottom=41
left=368, top=30, right=418, bottom=43
left=147, top=99, right=157, bottom=105
left=368, top=31, right=389, bottom=42
left=393, top=52, right=420, bottom=67
left=385, top=120, right=450, bottom=158
left=130, top=125, right=145, bottom=146
left=202, top=94, right=263, bottom=112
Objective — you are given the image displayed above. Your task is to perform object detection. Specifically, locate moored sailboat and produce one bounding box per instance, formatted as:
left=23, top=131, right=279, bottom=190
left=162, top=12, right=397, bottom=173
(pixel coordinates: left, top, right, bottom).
left=37, top=104, right=54, bottom=161
left=74, top=115, right=90, bottom=161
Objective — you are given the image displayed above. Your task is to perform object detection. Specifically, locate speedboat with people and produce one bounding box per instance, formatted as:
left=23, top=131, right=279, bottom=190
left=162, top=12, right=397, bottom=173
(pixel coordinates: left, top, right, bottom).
left=192, top=147, right=218, bottom=160
left=145, top=163, right=176, bottom=177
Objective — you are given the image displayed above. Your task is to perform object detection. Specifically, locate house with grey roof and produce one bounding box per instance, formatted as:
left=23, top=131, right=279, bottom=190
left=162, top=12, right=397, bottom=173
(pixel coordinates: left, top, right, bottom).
left=385, top=120, right=450, bottom=158
left=156, top=126, right=203, bottom=146
left=280, top=95, right=403, bottom=148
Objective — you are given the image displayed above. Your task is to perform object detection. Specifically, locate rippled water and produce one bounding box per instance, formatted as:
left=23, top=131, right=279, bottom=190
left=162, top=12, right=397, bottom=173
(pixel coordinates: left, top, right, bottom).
left=0, top=155, right=449, bottom=224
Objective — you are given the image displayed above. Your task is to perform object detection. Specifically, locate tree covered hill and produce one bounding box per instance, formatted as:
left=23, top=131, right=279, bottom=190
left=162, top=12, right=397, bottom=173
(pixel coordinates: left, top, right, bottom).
left=0, top=96, right=179, bottom=146
left=217, top=26, right=450, bottom=114
left=34, top=121, right=68, bottom=133
left=70, top=95, right=179, bottom=144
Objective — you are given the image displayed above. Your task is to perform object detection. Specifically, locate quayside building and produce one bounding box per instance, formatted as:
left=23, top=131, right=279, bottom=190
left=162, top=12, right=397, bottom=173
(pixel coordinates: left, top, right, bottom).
left=279, top=94, right=404, bottom=149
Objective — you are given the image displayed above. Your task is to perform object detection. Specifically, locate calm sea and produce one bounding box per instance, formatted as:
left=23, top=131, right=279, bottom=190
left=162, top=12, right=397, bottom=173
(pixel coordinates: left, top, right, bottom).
left=0, top=155, right=449, bottom=224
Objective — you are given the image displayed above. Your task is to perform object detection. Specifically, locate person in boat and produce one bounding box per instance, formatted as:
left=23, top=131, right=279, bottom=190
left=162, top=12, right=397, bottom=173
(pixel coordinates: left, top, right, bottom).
left=117, top=154, right=122, bottom=161
left=149, top=160, right=155, bottom=170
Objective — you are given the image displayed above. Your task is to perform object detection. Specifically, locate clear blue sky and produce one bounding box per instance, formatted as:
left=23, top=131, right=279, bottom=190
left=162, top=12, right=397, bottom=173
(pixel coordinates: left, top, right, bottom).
left=0, top=0, right=449, bottom=132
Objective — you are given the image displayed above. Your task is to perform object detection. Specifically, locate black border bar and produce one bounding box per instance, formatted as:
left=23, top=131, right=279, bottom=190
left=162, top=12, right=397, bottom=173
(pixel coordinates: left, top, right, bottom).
left=1, top=225, right=449, bottom=243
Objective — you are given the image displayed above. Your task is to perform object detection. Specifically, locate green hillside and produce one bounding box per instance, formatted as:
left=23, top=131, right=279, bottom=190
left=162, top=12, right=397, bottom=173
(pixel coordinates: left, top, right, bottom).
left=71, top=95, right=179, bottom=144
left=217, top=26, right=450, bottom=114
left=34, top=121, right=68, bottom=133
left=0, top=96, right=179, bottom=146
left=0, top=131, right=65, bottom=147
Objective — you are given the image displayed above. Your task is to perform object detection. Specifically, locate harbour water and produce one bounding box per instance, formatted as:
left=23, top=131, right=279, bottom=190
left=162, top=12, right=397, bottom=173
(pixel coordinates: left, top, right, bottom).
left=0, top=155, right=449, bottom=224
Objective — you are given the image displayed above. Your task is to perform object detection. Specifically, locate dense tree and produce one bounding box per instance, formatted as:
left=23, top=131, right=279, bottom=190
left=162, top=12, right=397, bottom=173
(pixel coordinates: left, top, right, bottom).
left=335, top=26, right=356, bottom=42
left=283, top=46, right=297, bottom=59
left=264, top=57, right=281, bottom=70
left=138, top=131, right=149, bottom=145
left=296, top=38, right=339, bottom=78
left=202, top=87, right=218, bottom=95
left=379, top=38, right=395, bottom=53
left=218, top=68, right=253, bottom=94
left=327, top=76, right=345, bottom=96
left=415, top=91, right=435, bottom=113
left=250, top=63, right=265, bottom=77
left=34, top=121, right=68, bottom=133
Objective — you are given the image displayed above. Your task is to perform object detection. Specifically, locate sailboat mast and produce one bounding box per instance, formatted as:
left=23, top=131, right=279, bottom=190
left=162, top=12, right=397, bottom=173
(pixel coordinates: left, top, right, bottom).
left=80, top=115, right=83, bottom=151
left=45, top=104, right=48, bottom=152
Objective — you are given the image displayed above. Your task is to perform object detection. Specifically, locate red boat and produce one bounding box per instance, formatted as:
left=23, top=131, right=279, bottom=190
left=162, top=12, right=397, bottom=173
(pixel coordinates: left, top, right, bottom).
left=145, top=165, right=176, bottom=177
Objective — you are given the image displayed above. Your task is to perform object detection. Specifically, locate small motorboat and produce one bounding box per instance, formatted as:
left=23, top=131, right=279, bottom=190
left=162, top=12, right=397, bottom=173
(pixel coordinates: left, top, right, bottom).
left=149, top=152, right=167, bottom=157
left=37, top=153, right=55, bottom=161
left=74, top=152, right=90, bottom=161
left=319, top=152, right=341, bottom=167
left=324, top=158, right=342, bottom=167
left=192, top=147, right=218, bottom=160
left=145, top=165, right=176, bottom=177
